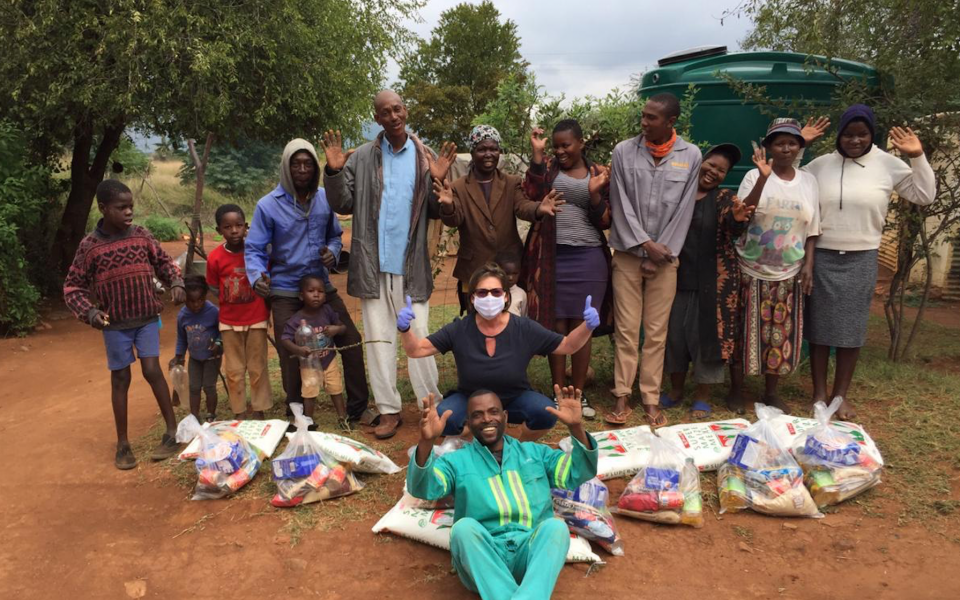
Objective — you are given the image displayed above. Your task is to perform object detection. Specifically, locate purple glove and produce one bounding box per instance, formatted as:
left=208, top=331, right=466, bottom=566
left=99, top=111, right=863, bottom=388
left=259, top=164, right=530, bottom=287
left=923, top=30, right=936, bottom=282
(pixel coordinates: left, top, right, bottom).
left=397, top=295, right=416, bottom=332
left=583, top=295, right=600, bottom=330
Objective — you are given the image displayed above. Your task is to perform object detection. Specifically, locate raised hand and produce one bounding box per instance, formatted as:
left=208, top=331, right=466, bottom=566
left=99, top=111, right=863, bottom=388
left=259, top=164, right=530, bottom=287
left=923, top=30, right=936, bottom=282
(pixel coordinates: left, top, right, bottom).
left=731, top=196, right=756, bottom=223
left=889, top=126, right=924, bottom=158
left=420, top=393, right=453, bottom=442
left=530, top=127, right=547, bottom=163
left=254, top=274, right=271, bottom=298
left=582, top=295, right=600, bottom=330
left=432, top=178, right=454, bottom=207
left=801, top=116, right=831, bottom=146
left=545, top=384, right=583, bottom=427
left=397, top=295, right=416, bottom=332
left=752, top=144, right=773, bottom=179
left=537, top=188, right=565, bottom=217
left=321, top=130, right=349, bottom=171
left=588, top=164, right=610, bottom=197
left=429, top=142, right=458, bottom=182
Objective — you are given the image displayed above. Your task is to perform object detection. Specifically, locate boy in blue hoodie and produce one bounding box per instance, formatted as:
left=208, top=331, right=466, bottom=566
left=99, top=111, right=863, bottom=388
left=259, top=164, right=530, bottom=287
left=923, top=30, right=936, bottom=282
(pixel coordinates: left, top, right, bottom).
left=171, top=275, right=222, bottom=421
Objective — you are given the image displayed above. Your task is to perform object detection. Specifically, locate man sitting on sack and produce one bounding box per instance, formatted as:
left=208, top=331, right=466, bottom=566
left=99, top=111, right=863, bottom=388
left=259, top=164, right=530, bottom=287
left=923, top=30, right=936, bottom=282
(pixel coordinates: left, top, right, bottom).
left=407, top=386, right=598, bottom=600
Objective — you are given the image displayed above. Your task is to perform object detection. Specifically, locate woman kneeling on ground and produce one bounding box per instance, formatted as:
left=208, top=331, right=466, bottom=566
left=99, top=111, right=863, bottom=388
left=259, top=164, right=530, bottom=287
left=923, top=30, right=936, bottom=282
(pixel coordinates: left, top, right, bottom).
left=660, top=143, right=754, bottom=418
left=400, top=262, right=600, bottom=440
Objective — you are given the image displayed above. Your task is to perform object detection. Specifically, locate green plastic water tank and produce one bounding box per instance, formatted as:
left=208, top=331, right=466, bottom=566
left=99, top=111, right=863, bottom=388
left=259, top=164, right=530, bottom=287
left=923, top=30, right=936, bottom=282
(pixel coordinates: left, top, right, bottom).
left=639, top=46, right=882, bottom=188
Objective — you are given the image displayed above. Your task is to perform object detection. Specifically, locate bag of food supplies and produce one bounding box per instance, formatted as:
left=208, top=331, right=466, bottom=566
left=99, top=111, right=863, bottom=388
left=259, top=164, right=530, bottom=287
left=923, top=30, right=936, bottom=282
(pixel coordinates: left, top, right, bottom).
left=175, top=414, right=264, bottom=500
left=613, top=433, right=703, bottom=527
left=792, top=398, right=883, bottom=507
left=558, top=425, right=653, bottom=479
left=168, top=363, right=188, bottom=406
left=285, top=431, right=401, bottom=475
left=371, top=494, right=601, bottom=564
left=552, top=477, right=624, bottom=555
left=717, top=404, right=821, bottom=518
left=270, top=403, right=363, bottom=508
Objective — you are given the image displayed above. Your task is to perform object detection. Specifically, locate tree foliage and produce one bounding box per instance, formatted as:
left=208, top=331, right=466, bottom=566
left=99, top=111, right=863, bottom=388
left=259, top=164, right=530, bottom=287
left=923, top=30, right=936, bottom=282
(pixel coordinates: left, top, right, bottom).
left=0, top=0, right=422, bottom=276
left=178, top=139, right=281, bottom=198
left=732, top=0, right=960, bottom=360
left=399, top=1, right=528, bottom=146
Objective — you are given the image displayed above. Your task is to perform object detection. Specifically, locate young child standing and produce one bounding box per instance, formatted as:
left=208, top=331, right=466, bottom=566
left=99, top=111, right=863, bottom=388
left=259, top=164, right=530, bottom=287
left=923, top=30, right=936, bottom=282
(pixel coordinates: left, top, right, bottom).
left=171, top=275, right=222, bottom=422
left=63, top=180, right=185, bottom=470
left=497, top=251, right=527, bottom=318
left=205, top=204, right=273, bottom=419
left=280, top=275, right=347, bottom=428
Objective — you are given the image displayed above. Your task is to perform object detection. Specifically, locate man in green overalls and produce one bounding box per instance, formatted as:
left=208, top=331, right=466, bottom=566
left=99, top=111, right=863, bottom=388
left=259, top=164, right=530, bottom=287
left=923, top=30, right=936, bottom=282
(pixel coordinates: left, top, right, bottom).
left=407, top=385, right=598, bottom=600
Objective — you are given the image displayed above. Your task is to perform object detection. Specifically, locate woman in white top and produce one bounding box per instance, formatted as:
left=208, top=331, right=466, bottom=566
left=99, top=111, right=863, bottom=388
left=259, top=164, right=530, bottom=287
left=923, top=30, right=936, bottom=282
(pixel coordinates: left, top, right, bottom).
left=729, top=118, right=821, bottom=415
left=804, top=104, right=935, bottom=419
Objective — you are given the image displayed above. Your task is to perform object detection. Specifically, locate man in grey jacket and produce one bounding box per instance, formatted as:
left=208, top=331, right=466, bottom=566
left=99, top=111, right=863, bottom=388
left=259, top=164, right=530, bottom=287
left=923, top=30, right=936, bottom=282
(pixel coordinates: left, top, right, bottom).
left=605, top=93, right=702, bottom=428
left=322, top=89, right=457, bottom=438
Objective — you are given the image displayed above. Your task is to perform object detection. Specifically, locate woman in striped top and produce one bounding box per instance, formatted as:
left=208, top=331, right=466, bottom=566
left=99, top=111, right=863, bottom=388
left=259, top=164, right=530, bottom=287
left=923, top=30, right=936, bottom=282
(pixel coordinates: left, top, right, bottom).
left=520, top=120, right=613, bottom=419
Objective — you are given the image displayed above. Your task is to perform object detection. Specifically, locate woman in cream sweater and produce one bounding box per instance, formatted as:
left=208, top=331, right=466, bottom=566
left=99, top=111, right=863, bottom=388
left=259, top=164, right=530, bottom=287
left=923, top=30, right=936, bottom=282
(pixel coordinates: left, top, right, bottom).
left=805, top=104, right=935, bottom=419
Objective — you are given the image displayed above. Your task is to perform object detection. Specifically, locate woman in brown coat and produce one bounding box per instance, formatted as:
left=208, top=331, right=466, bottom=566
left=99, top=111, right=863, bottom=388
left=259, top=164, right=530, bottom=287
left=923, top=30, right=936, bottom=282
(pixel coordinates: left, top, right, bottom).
left=433, top=125, right=562, bottom=312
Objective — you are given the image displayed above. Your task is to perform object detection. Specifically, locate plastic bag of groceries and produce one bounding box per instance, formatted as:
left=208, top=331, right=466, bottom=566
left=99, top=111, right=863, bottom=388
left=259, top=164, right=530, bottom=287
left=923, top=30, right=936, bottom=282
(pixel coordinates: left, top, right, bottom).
left=793, top=398, right=883, bottom=506
left=175, top=414, right=264, bottom=500
left=169, top=363, right=188, bottom=406
left=718, top=404, right=821, bottom=518
left=613, top=433, right=703, bottom=527
left=552, top=477, right=624, bottom=555
left=270, top=403, right=363, bottom=508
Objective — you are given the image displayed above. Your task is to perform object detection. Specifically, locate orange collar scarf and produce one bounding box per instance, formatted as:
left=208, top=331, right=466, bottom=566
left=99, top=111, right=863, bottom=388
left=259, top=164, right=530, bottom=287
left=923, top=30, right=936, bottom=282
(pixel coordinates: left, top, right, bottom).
left=645, top=129, right=677, bottom=158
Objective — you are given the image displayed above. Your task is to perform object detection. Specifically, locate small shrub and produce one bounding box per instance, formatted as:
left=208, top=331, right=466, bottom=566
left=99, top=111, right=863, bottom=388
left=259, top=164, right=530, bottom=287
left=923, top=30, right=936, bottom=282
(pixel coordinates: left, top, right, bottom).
left=140, top=214, right=182, bottom=242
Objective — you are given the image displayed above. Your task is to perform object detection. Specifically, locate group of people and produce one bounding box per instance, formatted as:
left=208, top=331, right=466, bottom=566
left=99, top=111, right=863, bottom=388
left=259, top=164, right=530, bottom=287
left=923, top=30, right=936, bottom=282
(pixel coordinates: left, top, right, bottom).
left=63, top=86, right=935, bottom=599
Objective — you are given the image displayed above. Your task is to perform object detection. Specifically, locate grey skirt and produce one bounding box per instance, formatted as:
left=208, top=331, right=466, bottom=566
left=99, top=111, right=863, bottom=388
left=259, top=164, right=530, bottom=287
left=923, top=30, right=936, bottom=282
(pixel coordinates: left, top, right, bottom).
left=805, top=248, right=878, bottom=348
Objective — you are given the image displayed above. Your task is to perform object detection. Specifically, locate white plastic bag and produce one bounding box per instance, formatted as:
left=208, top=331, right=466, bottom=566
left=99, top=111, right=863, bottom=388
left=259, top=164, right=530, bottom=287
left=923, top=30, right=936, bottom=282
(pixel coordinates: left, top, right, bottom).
left=270, top=404, right=363, bottom=507
left=175, top=414, right=263, bottom=500
left=169, top=363, right=188, bottom=406
left=552, top=478, right=624, bottom=555
left=285, top=431, right=402, bottom=474
left=178, top=419, right=289, bottom=460
left=657, top=419, right=751, bottom=471
left=793, top=398, right=883, bottom=506
left=768, top=412, right=882, bottom=463
left=717, top=404, right=821, bottom=518
left=613, top=432, right=703, bottom=527
left=372, top=494, right=601, bottom=563
left=558, top=425, right=653, bottom=479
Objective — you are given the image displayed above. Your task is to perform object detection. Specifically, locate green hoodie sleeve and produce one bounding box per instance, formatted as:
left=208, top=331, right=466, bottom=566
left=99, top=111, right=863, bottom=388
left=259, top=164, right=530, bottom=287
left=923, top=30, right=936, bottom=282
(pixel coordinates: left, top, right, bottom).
left=543, top=434, right=598, bottom=490
left=407, top=451, right=457, bottom=501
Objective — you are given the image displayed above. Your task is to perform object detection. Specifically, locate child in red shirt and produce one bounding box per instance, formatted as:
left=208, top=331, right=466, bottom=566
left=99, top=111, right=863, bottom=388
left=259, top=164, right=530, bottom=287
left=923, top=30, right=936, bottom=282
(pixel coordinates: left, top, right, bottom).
left=206, top=204, right=273, bottom=418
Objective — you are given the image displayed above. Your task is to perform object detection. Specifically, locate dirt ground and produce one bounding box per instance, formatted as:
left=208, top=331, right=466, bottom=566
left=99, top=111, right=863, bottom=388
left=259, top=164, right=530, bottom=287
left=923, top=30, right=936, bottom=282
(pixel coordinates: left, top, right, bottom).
left=2, top=247, right=960, bottom=599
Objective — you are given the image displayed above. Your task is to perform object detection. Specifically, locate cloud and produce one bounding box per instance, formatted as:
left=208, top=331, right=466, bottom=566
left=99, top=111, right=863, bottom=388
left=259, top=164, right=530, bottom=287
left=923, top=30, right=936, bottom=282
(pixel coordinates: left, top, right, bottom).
left=386, top=0, right=753, bottom=98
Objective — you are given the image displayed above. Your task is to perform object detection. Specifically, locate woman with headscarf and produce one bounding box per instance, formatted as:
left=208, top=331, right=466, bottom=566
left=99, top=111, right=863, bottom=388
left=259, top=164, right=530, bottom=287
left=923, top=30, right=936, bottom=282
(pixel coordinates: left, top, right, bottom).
left=729, top=118, right=821, bottom=414
left=804, top=105, right=935, bottom=419
left=521, top=120, right=612, bottom=419
left=433, top=125, right=563, bottom=313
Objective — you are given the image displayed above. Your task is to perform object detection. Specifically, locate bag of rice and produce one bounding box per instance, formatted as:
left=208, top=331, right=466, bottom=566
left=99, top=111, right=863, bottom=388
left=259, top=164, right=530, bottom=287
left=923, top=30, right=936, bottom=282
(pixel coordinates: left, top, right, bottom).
left=175, top=414, right=264, bottom=500
left=717, top=404, right=821, bottom=518
left=285, top=431, right=401, bottom=474
left=178, top=419, right=288, bottom=460
left=613, top=432, right=703, bottom=527
left=558, top=425, right=652, bottom=480
left=372, top=493, right=602, bottom=563
left=270, top=404, right=363, bottom=507
left=657, top=419, right=751, bottom=471
left=792, top=398, right=883, bottom=506
left=552, top=478, right=624, bottom=555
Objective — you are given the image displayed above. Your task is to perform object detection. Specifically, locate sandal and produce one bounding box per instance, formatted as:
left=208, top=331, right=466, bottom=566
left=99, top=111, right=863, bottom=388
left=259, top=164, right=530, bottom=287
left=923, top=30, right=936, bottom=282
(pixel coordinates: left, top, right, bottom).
left=658, top=392, right=682, bottom=409
left=603, top=396, right=633, bottom=426
left=643, top=406, right=668, bottom=428
left=690, top=400, right=713, bottom=419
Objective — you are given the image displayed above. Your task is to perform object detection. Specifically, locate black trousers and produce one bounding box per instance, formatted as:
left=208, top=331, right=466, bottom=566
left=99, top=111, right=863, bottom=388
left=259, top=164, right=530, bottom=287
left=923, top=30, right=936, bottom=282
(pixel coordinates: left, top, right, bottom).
left=270, top=290, right=369, bottom=420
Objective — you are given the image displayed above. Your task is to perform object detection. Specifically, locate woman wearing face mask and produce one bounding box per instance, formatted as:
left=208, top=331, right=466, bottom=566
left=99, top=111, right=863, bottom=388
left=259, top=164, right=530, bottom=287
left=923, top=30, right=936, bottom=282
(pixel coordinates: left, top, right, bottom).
left=729, top=119, right=821, bottom=415
left=433, top=125, right=562, bottom=315
left=521, top=120, right=613, bottom=420
left=399, top=263, right=600, bottom=440
left=803, top=105, right=935, bottom=420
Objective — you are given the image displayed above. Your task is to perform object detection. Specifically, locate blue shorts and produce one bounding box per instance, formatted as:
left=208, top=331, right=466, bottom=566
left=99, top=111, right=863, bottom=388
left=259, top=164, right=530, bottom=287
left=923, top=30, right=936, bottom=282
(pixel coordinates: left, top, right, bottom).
left=437, top=390, right=557, bottom=436
left=102, top=320, right=161, bottom=371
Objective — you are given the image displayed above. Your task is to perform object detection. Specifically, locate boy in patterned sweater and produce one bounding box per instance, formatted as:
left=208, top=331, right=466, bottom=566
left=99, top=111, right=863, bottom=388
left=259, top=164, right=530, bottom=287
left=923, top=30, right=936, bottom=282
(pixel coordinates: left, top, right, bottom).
left=64, top=180, right=186, bottom=470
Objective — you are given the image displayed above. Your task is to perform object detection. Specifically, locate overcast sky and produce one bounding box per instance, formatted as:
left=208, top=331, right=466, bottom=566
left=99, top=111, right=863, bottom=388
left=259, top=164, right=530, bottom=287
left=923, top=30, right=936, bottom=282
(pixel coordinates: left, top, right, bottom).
left=385, top=0, right=755, bottom=99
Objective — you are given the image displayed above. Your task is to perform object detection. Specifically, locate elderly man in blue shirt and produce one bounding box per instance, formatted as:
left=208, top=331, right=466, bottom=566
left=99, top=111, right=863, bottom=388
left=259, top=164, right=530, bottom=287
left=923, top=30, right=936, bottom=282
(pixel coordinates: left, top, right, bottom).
left=246, top=138, right=370, bottom=425
left=321, top=89, right=457, bottom=439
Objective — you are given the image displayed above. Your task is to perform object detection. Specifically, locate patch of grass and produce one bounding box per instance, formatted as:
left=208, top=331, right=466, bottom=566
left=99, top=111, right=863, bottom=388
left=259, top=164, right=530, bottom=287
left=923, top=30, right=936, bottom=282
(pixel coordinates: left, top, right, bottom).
left=733, top=524, right=754, bottom=541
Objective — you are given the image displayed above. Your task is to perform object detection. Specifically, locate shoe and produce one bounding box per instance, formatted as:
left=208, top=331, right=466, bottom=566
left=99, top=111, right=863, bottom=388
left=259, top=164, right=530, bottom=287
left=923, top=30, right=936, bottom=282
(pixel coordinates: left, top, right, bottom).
left=205, top=413, right=217, bottom=424
left=115, top=444, right=137, bottom=470
left=150, top=433, right=182, bottom=461
left=374, top=413, right=402, bottom=439
left=580, top=395, right=596, bottom=420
